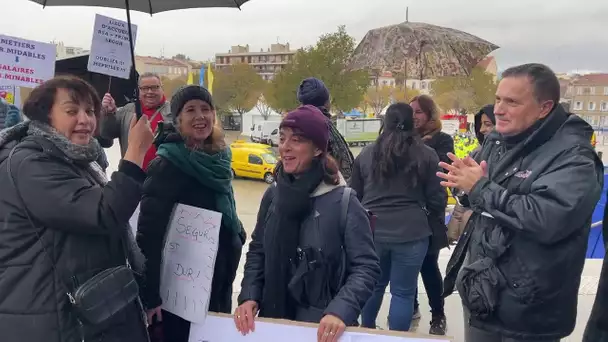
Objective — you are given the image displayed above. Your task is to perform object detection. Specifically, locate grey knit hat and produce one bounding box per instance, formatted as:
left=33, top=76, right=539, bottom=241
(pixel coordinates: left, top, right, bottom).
left=170, top=85, right=214, bottom=122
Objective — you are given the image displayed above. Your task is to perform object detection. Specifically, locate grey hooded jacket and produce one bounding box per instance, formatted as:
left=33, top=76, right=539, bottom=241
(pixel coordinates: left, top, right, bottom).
left=99, top=101, right=171, bottom=157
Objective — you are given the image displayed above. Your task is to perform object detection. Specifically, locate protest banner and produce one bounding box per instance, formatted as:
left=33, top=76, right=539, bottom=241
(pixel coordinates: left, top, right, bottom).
left=0, top=35, right=55, bottom=88
left=160, top=204, right=222, bottom=324
left=189, top=313, right=453, bottom=342
left=88, top=14, right=138, bottom=79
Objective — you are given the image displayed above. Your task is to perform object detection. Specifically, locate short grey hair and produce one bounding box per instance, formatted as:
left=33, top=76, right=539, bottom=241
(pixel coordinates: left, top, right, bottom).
left=138, top=72, right=162, bottom=85
left=501, top=63, right=560, bottom=105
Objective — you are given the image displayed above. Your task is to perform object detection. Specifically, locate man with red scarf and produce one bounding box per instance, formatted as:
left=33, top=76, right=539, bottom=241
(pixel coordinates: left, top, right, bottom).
left=100, top=72, right=172, bottom=170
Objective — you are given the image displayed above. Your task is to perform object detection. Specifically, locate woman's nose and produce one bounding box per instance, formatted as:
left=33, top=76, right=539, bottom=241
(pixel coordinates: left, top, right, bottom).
left=76, top=110, right=90, bottom=122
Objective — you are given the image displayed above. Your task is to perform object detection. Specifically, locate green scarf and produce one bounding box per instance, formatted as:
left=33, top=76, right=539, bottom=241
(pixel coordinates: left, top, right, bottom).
left=156, top=142, right=240, bottom=235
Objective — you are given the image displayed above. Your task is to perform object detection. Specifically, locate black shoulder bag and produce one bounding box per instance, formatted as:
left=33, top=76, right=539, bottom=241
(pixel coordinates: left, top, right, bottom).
left=415, top=182, right=449, bottom=252
left=7, top=146, right=139, bottom=325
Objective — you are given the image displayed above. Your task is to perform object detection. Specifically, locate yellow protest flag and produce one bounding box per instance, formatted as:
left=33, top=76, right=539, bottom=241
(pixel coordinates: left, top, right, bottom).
left=186, top=71, right=194, bottom=85
left=207, top=63, right=214, bottom=95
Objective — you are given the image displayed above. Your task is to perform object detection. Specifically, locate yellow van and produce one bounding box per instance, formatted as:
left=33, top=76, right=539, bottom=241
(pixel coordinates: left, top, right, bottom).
left=230, top=140, right=273, bottom=151
left=231, top=147, right=278, bottom=184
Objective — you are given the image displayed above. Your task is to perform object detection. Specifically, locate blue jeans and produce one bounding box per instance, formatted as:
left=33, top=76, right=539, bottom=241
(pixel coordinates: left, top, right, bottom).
left=361, top=237, right=429, bottom=331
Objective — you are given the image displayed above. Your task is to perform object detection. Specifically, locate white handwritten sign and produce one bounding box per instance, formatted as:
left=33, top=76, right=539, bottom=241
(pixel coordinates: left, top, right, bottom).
left=160, top=204, right=222, bottom=324
left=88, top=14, right=138, bottom=79
left=0, top=34, right=55, bottom=88
left=188, top=314, right=452, bottom=342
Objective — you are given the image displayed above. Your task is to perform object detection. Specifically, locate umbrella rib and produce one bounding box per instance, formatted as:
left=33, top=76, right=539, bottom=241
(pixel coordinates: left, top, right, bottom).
left=148, top=0, right=153, bottom=16
left=446, top=41, right=470, bottom=77
left=232, top=0, right=242, bottom=10
left=42, top=0, right=47, bottom=8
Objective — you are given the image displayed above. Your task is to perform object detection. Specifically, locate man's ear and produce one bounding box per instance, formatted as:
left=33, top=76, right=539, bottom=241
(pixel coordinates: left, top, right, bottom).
left=539, top=100, right=554, bottom=119
left=313, top=148, right=322, bottom=157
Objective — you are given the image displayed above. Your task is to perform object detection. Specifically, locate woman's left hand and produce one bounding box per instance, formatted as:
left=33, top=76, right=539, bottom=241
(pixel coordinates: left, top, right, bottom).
left=317, top=314, right=346, bottom=342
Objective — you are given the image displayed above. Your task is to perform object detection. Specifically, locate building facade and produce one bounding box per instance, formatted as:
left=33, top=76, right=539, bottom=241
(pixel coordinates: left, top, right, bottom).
left=134, top=56, right=191, bottom=79
left=53, top=41, right=88, bottom=60
left=215, top=43, right=296, bottom=80
left=565, top=74, right=608, bottom=161
left=568, top=74, right=608, bottom=128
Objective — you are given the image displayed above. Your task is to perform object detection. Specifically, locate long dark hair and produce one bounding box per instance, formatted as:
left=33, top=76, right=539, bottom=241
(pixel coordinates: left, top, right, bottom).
left=373, top=102, right=423, bottom=185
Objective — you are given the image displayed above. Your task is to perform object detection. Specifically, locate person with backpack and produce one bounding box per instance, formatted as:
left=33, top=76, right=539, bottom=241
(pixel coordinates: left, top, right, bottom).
left=235, top=105, right=380, bottom=342
left=296, top=78, right=355, bottom=182
left=351, top=102, right=447, bottom=332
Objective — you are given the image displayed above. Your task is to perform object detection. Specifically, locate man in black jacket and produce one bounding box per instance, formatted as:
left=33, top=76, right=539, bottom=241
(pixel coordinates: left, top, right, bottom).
left=440, top=63, right=603, bottom=341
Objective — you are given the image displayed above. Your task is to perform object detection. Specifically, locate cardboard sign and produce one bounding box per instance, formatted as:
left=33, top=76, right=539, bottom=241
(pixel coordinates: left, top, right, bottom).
left=189, top=314, right=453, bottom=342
left=88, top=14, right=138, bottom=79
left=160, top=204, right=222, bottom=324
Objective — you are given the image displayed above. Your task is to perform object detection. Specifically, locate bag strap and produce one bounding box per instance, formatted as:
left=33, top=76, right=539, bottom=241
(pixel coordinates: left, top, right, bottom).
left=335, top=187, right=352, bottom=290
left=6, top=146, right=77, bottom=302
left=340, top=187, right=352, bottom=235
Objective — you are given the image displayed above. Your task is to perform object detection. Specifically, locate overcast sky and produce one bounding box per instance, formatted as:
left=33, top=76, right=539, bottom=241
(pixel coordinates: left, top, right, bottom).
left=1, top=0, right=606, bottom=73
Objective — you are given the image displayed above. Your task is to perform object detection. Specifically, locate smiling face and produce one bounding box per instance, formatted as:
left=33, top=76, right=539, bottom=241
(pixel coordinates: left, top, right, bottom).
left=410, top=100, right=429, bottom=130
left=479, top=113, right=495, bottom=137
left=138, top=76, right=164, bottom=108
left=278, top=127, right=322, bottom=174
left=494, top=76, right=554, bottom=136
left=49, top=88, right=97, bottom=145
left=177, top=99, right=215, bottom=144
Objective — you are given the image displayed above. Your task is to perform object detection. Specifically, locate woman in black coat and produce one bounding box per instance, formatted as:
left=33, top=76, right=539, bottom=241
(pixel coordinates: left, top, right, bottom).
left=137, top=86, right=245, bottom=342
left=410, top=94, right=453, bottom=335
left=234, top=105, right=380, bottom=342
left=0, top=76, right=152, bottom=342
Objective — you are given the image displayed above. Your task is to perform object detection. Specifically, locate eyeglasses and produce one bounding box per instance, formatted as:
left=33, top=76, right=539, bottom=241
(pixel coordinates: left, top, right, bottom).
left=139, top=85, right=161, bottom=92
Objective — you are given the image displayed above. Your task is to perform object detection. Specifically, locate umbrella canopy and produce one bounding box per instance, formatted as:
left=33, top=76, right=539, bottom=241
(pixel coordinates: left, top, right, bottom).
left=350, top=21, right=498, bottom=79
left=55, top=54, right=138, bottom=108
left=27, top=0, right=252, bottom=117
left=28, top=0, right=250, bottom=13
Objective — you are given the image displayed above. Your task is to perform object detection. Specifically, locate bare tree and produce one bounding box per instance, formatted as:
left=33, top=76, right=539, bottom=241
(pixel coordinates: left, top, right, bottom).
left=255, top=94, right=274, bottom=121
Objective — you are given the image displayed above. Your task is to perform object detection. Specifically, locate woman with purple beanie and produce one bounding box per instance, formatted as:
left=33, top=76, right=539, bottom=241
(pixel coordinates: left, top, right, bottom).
left=297, top=78, right=354, bottom=182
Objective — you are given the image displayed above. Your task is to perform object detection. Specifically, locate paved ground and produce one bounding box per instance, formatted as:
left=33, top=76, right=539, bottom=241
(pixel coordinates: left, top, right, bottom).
left=105, top=131, right=602, bottom=341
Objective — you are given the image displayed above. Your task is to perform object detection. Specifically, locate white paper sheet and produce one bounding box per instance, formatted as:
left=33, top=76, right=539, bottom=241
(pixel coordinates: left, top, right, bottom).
left=160, top=204, right=222, bottom=324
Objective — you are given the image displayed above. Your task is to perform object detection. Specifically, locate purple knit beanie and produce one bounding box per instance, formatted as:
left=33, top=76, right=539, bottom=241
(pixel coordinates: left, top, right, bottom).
left=280, top=105, right=329, bottom=153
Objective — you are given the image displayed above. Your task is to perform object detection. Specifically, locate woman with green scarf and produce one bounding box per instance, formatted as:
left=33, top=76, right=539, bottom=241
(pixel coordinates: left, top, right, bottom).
left=137, top=85, right=246, bottom=342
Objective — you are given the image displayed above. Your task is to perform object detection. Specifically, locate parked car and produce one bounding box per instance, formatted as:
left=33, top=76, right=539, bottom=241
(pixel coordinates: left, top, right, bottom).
left=250, top=121, right=280, bottom=146
left=230, top=146, right=278, bottom=184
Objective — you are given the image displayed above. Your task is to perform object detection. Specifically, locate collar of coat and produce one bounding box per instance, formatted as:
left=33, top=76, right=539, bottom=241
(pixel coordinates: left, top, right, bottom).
left=484, top=104, right=591, bottom=154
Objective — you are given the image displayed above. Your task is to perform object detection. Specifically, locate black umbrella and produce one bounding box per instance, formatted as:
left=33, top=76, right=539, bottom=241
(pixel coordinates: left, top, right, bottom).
left=28, top=0, right=252, bottom=117
left=55, top=54, right=139, bottom=108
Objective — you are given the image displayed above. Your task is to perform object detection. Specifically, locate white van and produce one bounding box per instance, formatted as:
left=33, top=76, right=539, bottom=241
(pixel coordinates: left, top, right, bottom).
left=251, top=121, right=280, bottom=146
